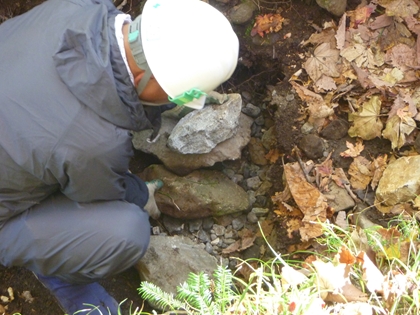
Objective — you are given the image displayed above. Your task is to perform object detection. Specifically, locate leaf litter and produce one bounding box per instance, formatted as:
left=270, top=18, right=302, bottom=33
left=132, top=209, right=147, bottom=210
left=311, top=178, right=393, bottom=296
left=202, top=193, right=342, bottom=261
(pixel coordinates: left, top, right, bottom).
left=267, top=1, right=420, bottom=313
left=280, top=0, right=420, bottom=237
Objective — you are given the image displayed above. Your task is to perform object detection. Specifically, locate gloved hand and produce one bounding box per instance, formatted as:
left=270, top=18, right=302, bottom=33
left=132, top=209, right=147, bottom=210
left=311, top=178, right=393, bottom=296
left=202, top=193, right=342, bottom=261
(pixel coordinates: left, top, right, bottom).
left=205, top=91, right=229, bottom=105
left=144, top=179, right=163, bottom=220
left=124, top=173, right=163, bottom=219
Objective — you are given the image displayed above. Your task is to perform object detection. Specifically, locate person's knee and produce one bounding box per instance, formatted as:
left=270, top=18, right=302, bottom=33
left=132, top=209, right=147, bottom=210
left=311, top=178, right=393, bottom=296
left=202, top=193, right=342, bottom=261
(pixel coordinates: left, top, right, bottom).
left=113, top=204, right=151, bottom=259
left=77, top=204, right=151, bottom=281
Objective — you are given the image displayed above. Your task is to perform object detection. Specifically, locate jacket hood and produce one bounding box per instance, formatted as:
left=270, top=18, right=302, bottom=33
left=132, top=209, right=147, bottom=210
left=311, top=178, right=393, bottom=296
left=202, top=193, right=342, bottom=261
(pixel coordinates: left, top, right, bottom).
left=53, top=2, right=152, bottom=131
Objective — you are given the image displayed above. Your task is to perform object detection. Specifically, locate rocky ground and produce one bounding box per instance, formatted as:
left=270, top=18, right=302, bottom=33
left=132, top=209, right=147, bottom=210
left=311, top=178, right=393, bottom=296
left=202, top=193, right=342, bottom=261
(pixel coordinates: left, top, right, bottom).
left=2, top=0, right=419, bottom=314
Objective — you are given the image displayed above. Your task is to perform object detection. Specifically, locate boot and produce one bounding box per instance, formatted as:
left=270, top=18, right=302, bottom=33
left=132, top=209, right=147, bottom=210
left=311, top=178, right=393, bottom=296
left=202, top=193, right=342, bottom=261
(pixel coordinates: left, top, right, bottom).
left=35, top=274, right=119, bottom=315
left=143, top=179, right=163, bottom=220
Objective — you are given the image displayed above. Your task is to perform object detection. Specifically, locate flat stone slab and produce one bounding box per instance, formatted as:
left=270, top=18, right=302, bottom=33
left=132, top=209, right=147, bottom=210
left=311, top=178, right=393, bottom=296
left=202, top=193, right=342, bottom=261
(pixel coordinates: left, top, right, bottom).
left=135, top=235, right=218, bottom=296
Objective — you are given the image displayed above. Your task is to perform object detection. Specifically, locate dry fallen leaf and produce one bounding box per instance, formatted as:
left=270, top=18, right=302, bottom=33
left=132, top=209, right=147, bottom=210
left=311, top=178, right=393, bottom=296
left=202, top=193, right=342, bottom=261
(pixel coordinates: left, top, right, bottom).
left=348, top=95, right=384, bottom=140
left=265, top=148, right=281, bottom=164
left=332, top=167, right=351, bottom=188
left=382, top=107, right=416, bottom=149
left=281, top=265, right=308, bottom=287
left=299, top=221, right=324, bottom=241
left=257, top=219, right=274, bottom=237
left=347, top=4, right=375, bottom=28
left=271, top=185, right=292, bottom=205
left=377, top=0, right=419, bottom=18
left=312, top=260, right=347, bottom=300
left=290, top=81, right=334, bottom=129
left=222, top=228, right=256, bottom=254
left=338, top=246, right=356, bottom=265
left=370, top=154, right=388, bottom=190
left=303, top=26, right=337, bottom=48
left=335, top=211, right=349, bottom=230
left=348, top=156, right=373, bottom=190
left=335, top=13, right=347, bottom=50
left=357, top=251, right=384, bottom=293
left=251, top=13, right=284, bottom=38
left=340, top=140, right=365, bottom=158
left=376, top=226, right=416, bottom=263
left=370, top=13, right=393, bottom=30
left=284, top=162, right=328, bottom=241
left=379, top=68, right=404, bottom=86
left=315, top=75, right=337, bottom=91
left=274, top=202, right=303, bottom=217
left=286, top=217, right=303, bottom=238
left=385, top=43, right=418, bottom=68
left=304, top=42, right=341, bottom=82
left=341, top=41, right=384, bottom=69
left=388, top=93, right=417, bottom=120
left=312, top=259, right=368, bottom=303
left=236, top=261, right=259, bottom=282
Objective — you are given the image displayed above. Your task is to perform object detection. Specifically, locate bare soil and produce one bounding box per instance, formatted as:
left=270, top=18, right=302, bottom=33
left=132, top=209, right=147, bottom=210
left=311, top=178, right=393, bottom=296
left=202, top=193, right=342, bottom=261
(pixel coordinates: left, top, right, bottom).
left=0, top=0, right=388, bottom=314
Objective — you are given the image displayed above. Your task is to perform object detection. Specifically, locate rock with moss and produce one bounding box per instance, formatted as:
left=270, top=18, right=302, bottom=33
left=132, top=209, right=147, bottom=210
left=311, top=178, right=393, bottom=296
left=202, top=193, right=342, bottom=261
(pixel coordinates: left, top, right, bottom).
left=140, top=165, right=250, bottom=219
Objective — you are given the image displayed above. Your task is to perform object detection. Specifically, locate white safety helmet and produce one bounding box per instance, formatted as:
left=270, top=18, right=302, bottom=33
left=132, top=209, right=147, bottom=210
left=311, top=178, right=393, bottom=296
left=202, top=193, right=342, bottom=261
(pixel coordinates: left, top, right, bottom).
left=128, top=0, right=239, bottom=109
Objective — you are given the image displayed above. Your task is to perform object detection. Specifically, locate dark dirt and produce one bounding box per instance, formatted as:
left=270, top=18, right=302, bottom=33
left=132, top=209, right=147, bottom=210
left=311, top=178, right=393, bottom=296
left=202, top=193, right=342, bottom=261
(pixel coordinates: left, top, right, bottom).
left=0, top=0, right=390, bottom=314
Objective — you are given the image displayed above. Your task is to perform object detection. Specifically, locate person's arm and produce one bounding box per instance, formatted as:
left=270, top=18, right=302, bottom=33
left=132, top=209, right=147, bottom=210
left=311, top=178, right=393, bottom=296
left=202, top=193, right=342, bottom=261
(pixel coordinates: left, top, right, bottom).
left=44, top=126, right=133, bottom=203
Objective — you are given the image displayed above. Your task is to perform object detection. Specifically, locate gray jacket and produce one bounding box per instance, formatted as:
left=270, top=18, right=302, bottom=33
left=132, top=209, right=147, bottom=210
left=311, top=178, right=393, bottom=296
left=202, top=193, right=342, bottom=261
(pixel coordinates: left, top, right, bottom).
left=0, top=0, right=156, bottom=226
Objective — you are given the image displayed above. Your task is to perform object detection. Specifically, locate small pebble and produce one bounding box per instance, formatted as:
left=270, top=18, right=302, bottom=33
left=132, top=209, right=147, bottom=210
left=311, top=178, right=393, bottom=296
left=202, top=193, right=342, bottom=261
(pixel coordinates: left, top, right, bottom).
left=213, top=224, right=225, bottom=236
left=247, top=211, right=259, bottom=223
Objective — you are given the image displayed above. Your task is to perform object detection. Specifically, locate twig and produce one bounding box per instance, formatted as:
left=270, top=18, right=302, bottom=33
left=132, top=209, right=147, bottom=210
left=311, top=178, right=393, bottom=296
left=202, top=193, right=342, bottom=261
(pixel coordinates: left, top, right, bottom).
left=292, top=145, right=312, bottom=183
left=234, top=69, right=277, bottom=89
left=157, top=191, right=182, bottom=212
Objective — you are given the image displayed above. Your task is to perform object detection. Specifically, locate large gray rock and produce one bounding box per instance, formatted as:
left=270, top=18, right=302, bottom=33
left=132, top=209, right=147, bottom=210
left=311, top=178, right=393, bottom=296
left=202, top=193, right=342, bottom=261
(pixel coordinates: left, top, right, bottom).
left=375, top=155, right=420, bottom=213
left=140, top=165, right=250, bottom=219
left=132, top=113, right=253, bottom=176
left=168, top=94, right=242, bottom=154
left=135, top=235, right=218, bottom=299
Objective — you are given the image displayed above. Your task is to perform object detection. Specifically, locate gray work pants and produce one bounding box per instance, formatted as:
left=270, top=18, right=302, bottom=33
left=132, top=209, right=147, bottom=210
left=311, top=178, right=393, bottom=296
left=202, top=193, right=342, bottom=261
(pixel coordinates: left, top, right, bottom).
left=0, top=190, right=150, bottom=284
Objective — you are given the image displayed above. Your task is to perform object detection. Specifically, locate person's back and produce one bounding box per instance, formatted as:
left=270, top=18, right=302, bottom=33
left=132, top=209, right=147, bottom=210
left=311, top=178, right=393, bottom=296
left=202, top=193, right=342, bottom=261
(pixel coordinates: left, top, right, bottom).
left=0, top=0, right=152, bottom=226
left=0, top=0, right=77, bottom=219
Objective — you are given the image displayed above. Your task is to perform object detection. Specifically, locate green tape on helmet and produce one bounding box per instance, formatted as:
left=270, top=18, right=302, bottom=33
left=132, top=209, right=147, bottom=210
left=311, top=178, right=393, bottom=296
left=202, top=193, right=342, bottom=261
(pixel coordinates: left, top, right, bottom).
left=168, top=88, right=207, bottom=106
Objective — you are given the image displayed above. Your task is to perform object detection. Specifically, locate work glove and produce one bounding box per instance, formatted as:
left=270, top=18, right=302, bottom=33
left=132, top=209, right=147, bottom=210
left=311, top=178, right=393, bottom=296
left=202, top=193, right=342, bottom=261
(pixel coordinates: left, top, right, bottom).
left=205, top=91, right=229, bottom=105
left=143, top=179, right=163, bottom=220
left=144, top=104, right=176, bottom=143
left=124, top=173, right=163, bottom=219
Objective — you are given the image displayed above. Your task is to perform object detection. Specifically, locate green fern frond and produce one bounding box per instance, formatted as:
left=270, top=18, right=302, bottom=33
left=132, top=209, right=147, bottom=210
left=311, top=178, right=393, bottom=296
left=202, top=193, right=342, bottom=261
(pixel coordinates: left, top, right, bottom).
left=138, top=267, right=240, bottom=315
left=138, top=282, right=185, bottom=311
left=177, top=272, right=212, bottom=312
left=213, top=265, right=235, bottom=313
